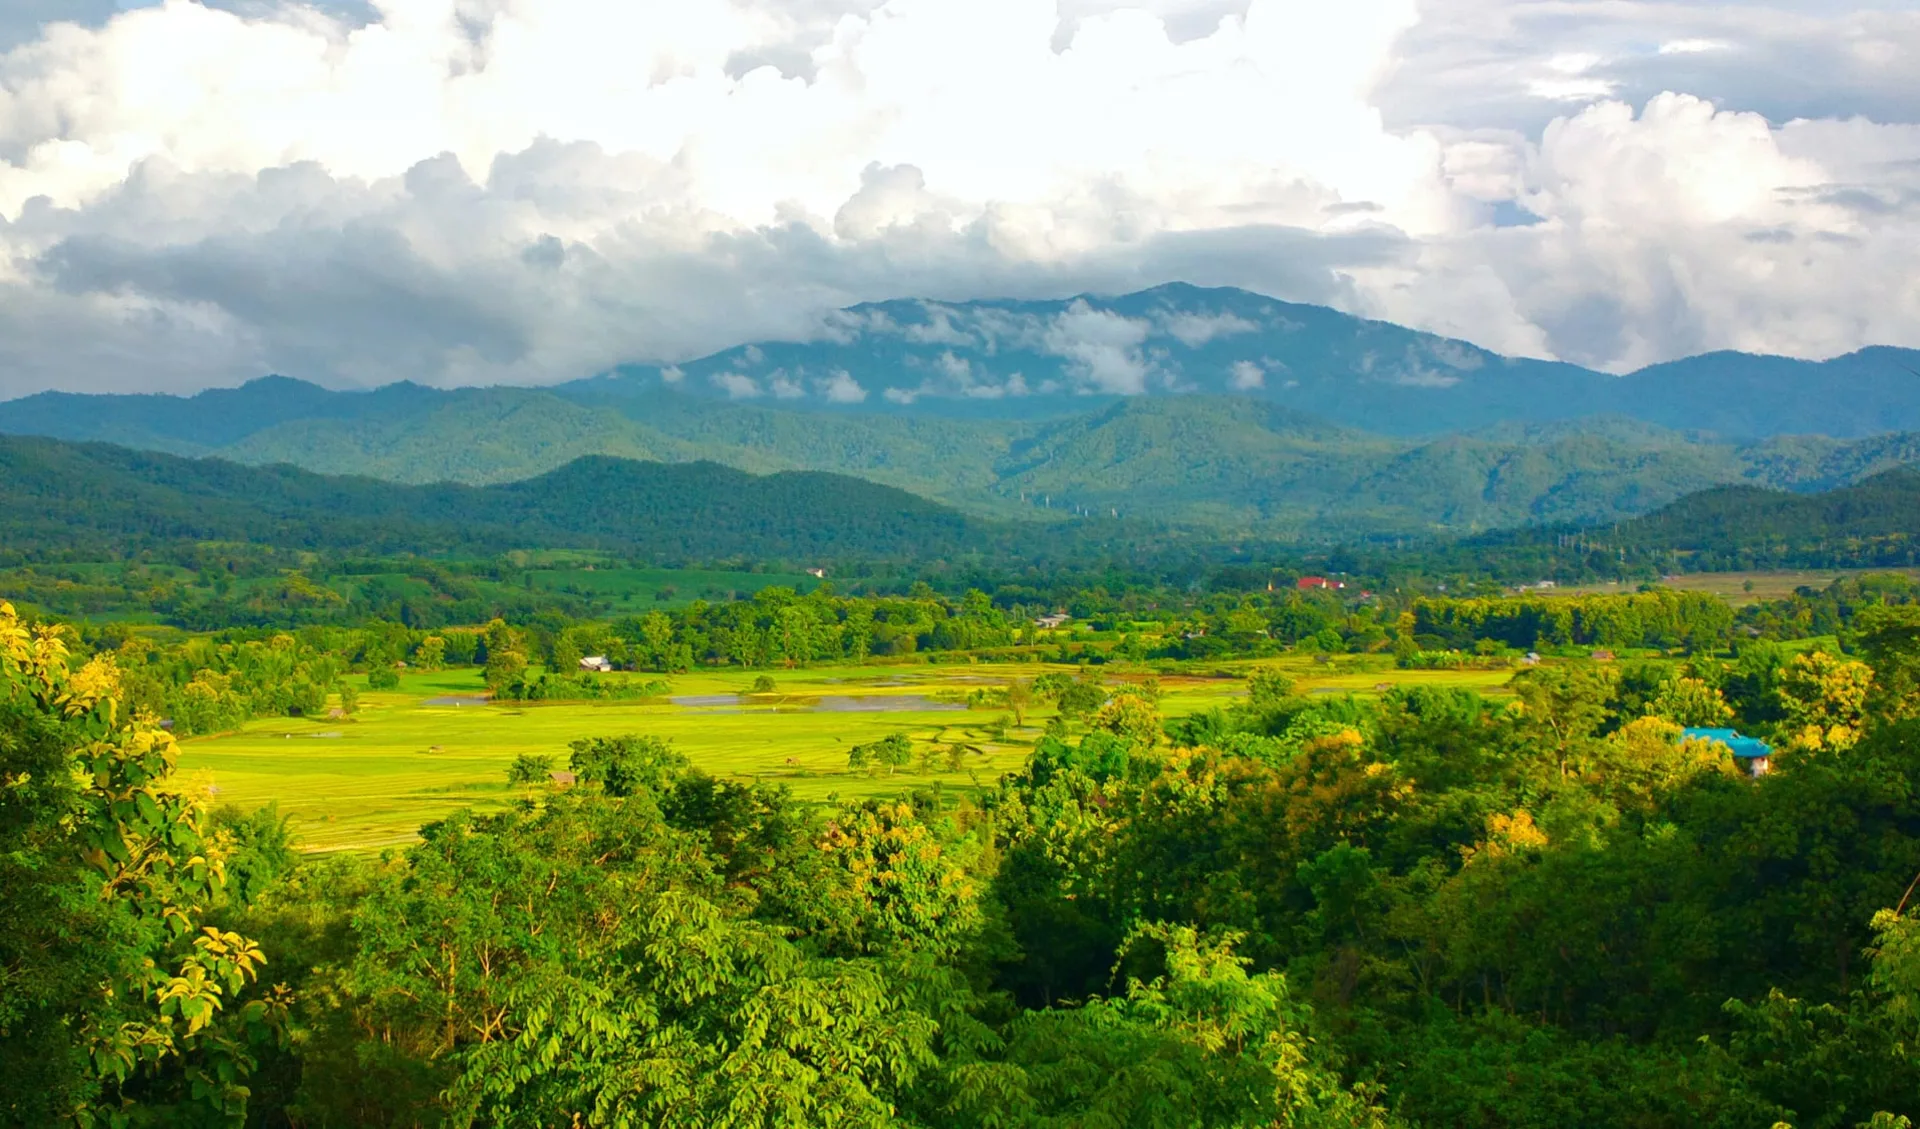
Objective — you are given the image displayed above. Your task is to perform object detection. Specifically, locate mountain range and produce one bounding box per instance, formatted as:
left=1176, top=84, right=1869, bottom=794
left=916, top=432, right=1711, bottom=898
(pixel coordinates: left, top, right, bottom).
left=7, top=283, right=1920, bottom=537
left=5, top=428, right=1914, bottom=580
left=596, top=283, right=1920, bottom=437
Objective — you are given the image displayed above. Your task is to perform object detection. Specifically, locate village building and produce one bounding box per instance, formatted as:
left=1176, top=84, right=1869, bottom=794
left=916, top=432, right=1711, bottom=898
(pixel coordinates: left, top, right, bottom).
left=578, top=655, right=614, bottom=673
left=1033, top=613, right=1071, bottom=629
left=1681, top=727, right=1775, bottom=777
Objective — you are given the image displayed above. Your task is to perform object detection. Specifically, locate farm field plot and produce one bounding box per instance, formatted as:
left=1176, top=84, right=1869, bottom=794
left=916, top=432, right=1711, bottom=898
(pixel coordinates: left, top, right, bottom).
left=178, top=663, right=1045, bottom=852
left=1548, top=568, right=1920, bottom=606
left=175, top=659, right=1520, bottom=852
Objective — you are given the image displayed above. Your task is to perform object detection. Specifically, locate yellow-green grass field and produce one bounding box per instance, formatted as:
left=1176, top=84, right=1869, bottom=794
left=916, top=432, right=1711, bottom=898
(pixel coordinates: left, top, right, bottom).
left=175, top=658, right=1520, bottom=853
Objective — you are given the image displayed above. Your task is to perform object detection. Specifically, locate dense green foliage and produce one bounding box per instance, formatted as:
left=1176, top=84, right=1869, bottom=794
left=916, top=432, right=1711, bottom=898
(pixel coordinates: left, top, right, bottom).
left=113, top=632, right=349, bottom=736
left=10, top=573, right=1920, bottom=1126
left=0, top=603, right=275, bottom=1125
left=1740, top=571, right=1920, bottom=641
left=1407, top=589, right=1736, bottom=652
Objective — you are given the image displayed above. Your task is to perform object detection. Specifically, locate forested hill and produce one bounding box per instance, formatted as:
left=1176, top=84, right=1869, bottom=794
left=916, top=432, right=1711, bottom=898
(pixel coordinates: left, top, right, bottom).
left=1457, top=466, right=1920, bottom=575
left=1611, top=467, right=1920, bottom=563
left=0, top=436, right=995, bottom=564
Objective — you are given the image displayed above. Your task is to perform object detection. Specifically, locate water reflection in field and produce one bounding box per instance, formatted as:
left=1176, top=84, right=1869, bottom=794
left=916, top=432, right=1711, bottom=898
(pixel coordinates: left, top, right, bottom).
left=671, top=693, right=965, bottom=713
left=813, top=695, right=966, bottom=713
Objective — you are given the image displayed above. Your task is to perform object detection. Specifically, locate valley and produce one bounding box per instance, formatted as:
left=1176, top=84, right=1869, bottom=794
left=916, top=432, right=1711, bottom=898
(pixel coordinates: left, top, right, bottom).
left=177, top=656, right=1521, bottom=853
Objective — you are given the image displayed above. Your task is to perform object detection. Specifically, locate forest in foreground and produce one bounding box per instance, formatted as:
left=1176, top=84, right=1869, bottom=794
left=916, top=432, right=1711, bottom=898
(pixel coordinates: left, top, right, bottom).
left=6, top=566, right=1920, bottom=1128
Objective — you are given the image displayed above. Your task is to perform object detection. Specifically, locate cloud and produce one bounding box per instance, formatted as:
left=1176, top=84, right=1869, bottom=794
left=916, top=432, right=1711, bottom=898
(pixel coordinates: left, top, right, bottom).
left=1042, top=300, right=1154, bottom=394
left=1162, top=309, right=1258, bottom=347
left=833, top=162, right=953, bottom=241
left=1377, top=0, right=1920, bottom=132
left=1228, top=359, right=1265, bottom=389
left=1411, top=94, right=1920, bottom=370
left=0, top=0, right=1910, bottom=398
left=935, top=351, right=972, bottom=381
left=1385, top=362, right=1461, bottom=388
left=882, top=345, right=1034, bottom=401
left=820, top=368, right=867, bottom=402
left=902, top=304, right=976, bottom=346
left=709, top=371, right=761, bottom=398
left=1527, top=53, right=1617, bottom=103
left=1658, top=39, right=1729, bottom=56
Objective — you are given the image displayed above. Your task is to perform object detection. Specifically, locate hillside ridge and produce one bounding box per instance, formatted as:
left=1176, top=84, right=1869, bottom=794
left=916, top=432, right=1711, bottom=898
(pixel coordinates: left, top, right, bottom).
left=0, top=436, right=998, bottom=564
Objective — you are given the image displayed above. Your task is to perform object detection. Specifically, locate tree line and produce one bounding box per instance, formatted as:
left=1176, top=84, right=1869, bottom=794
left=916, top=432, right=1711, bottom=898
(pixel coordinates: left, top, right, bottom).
left=64, top=575, right=1920, bottom=740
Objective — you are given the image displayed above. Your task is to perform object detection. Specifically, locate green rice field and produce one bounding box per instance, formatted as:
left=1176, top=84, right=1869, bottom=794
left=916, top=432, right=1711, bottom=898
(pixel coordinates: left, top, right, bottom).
left=175, top=658, right=1521, bottom=853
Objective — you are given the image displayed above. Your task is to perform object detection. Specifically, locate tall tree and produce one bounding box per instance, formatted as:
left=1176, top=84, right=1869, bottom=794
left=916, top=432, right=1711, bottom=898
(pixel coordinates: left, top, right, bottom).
left=0, top=602, right=269, bottom=1124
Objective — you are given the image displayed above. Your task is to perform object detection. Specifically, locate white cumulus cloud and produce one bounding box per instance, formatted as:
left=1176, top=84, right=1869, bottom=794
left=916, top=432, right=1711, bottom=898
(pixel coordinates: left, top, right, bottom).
left=1042, top=300, right=1154, bottom=394
left=1162, top=310, right=1258, bottom=347
left=820, top=368, right=868, bottom=402
left=0, top=0, right=1909, bottom=398
left=709, top=371, right=761, bottom=398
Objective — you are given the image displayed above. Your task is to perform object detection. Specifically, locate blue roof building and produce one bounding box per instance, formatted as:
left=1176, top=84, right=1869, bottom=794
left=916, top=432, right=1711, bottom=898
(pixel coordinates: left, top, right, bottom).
left=1682, top=727, right=1775, bottom=776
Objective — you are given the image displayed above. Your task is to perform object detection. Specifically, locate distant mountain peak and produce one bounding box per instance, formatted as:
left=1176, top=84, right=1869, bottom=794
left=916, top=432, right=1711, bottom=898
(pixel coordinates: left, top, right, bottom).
left=617, top=283, right=1577, bottom=424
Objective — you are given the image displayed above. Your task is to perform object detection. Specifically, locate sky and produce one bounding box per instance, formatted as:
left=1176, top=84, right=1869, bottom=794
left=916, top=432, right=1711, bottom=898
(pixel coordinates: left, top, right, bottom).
left=0, top=0, right=1915, bottom=398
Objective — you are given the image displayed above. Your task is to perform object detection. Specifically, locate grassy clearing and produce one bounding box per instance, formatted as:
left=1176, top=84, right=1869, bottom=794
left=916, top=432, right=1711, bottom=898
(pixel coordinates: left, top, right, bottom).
left=175, top=658, right=1520, bottom=853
